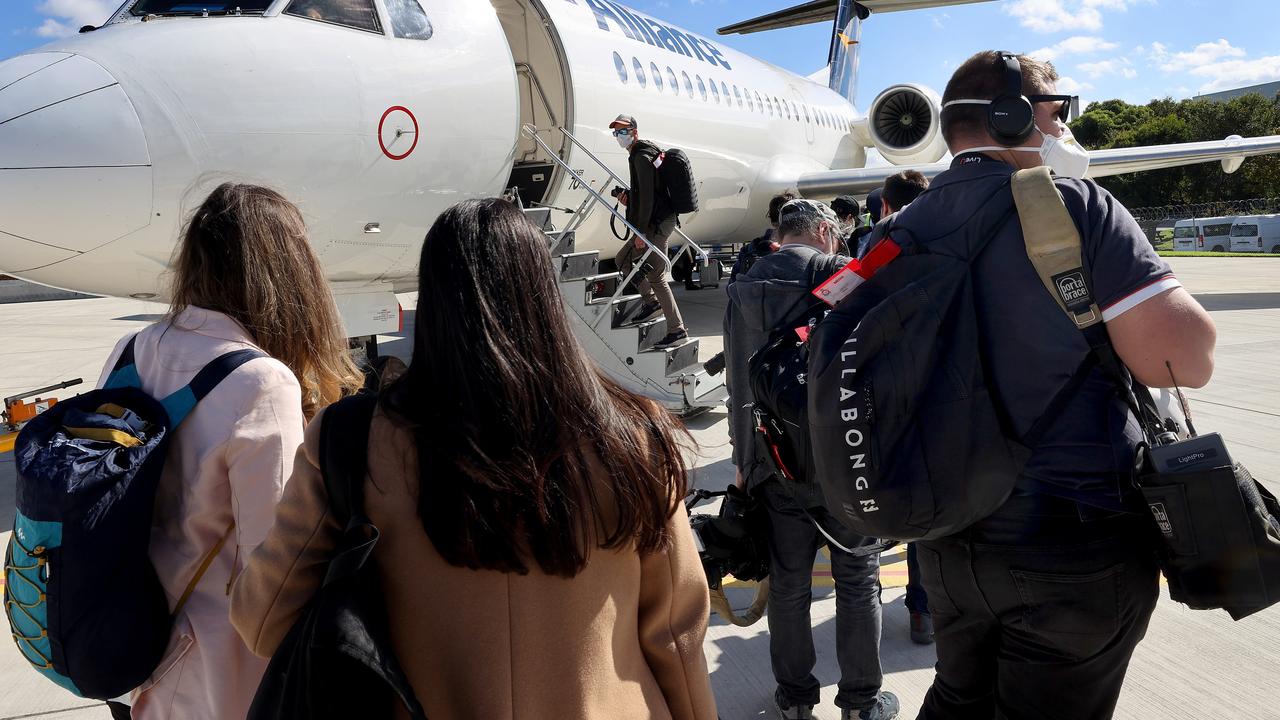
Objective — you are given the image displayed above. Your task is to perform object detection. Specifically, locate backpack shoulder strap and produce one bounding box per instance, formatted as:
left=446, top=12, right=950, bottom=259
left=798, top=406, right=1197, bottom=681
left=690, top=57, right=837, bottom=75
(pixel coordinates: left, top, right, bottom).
left=1011, top=167, right=1102, bottom=328
left=160, top=348, right=267, bottom=426
left=1011, top=168, right=1162, bottom=445
left=104, top=335, right=141, bottom=389
left=319, top=392, right=379, bottom=525
left=318, top=392, right=379, bottom=589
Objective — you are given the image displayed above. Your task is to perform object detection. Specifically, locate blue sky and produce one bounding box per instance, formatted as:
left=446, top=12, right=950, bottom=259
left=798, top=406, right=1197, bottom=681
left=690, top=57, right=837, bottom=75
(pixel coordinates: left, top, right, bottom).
left=4, top=0, right=1280, bottom=111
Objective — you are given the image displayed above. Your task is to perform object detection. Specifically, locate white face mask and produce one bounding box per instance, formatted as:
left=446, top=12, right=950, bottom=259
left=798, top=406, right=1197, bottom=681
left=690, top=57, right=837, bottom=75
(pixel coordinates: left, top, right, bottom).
left=616, top=133, right=634, bottom=150
left=968, top=126, right=1091, bottom=179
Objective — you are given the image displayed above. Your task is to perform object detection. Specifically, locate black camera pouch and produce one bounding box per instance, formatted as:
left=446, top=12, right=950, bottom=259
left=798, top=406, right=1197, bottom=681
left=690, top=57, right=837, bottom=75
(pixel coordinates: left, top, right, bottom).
left=1139, top=459, right=1280, bottom=620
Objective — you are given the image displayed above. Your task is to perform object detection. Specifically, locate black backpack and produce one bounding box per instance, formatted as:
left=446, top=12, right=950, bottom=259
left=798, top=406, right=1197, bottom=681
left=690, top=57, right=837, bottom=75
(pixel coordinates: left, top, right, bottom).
left=805, top=186, right=1045, bottom=541
left=657, top=148, right=699, bottom=214
left=748, top=302, right=829, bottom=487
left=248, top=393, right=427, bottom=720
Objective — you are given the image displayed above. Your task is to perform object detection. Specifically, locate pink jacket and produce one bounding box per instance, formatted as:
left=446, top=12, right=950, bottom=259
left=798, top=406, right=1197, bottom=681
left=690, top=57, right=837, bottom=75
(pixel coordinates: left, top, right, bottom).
left=97, top=307, right=305, bottom=720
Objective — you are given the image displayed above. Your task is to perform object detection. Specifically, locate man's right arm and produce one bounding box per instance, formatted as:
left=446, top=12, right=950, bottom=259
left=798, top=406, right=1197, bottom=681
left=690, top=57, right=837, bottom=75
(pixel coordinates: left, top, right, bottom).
left=1107, top=287, right=1216, bottom=388
left=1079, top=183, right=1217, bottom=388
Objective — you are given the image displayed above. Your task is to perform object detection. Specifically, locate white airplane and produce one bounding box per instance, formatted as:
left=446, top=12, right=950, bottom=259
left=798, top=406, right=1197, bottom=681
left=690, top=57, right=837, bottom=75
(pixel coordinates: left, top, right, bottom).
left=2, top=0, right=1278, bottom=408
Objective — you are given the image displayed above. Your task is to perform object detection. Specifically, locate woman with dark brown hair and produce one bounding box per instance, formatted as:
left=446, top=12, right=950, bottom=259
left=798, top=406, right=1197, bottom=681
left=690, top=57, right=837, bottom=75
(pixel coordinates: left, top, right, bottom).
left=232, top=198, right=717, bottom=719
left=97, top=183, right=362, bottom=719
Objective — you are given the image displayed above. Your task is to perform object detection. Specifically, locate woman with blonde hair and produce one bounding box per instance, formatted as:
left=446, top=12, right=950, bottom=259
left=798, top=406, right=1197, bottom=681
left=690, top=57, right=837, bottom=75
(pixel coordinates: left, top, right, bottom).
left=232, top=198, right=717, bottom=719
left=98, top=182, right=362, bottom=719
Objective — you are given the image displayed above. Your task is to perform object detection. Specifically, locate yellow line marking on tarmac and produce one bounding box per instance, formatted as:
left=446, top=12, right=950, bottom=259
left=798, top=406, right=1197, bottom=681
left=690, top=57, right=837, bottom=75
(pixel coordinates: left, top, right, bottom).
left=0, top=433, right=15, bottom=454
left=724, top=547, right=910, bottom=590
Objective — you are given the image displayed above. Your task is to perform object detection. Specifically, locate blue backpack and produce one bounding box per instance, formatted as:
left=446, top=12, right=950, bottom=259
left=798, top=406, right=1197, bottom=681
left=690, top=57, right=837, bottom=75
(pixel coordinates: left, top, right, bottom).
left=4, top=336, right=263, bottom=699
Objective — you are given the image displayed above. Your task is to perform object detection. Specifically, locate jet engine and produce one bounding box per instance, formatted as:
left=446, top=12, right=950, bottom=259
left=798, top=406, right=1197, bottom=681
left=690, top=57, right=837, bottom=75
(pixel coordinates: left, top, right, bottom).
left=866, top=84, right=947, bottom=166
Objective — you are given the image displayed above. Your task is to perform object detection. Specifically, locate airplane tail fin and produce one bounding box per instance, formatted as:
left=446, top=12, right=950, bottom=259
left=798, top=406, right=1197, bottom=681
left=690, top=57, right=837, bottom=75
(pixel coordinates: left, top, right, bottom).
left=718, top=0, right=996, bottom=102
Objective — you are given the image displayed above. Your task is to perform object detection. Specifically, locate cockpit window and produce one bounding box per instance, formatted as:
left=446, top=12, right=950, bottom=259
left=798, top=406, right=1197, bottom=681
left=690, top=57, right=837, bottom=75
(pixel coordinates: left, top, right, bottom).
left=131, top=0, right=270, bottom=14
left=385, top=0, right=432, bottom=39
left=285, top=0, right=382, bottom=33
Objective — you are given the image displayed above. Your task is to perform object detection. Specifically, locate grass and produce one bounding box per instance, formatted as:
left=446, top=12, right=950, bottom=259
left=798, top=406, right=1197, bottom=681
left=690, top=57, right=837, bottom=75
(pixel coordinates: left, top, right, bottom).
left=1158, top=251, right=1280, bottom=257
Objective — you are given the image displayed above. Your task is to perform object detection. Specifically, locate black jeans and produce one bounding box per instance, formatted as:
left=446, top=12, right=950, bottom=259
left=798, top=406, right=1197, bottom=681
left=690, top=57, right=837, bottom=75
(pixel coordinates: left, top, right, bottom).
left=915, top=493, right=1160, bottom=720
left=761, top=480, right=884, bottom=711
left=905, top=543, right=929, bottom=615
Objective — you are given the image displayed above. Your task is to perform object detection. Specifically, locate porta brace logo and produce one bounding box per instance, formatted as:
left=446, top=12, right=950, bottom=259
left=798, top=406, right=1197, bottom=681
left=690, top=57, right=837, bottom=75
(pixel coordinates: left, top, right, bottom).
left=1052, top=269, right=1092, bottom=309
left=1149, top=502, right=1174, bottom=537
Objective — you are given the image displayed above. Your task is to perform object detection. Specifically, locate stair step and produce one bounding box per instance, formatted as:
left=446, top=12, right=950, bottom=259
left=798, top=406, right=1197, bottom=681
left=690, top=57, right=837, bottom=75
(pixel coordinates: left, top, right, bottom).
left=572, top=272, right=621, bottom=304
left=559, top=251, right=598, bottom=282
left=597, top=294, right=647, bottom=327
left=644, top=337, right=700, bottom=376
left=523, top=206, right=553, bottom=232
left=547, top=230, right=576, bottom=257
left=633, top=317, right=667, bottom=351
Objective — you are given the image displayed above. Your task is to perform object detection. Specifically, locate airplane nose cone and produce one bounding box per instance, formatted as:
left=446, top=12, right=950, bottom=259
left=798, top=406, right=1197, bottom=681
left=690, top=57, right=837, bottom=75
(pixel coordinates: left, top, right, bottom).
left=0, top=52, right=153, bottom=272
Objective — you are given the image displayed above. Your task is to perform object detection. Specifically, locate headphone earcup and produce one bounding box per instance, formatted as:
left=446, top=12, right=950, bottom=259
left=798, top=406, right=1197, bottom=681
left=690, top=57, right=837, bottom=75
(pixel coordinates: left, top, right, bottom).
left=988, top=94, right=1035, bottom=145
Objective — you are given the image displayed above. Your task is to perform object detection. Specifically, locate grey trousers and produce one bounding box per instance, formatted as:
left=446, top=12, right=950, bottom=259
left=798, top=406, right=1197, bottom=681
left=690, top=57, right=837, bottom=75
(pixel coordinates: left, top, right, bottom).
left=761, top=479, right=885, bottom=711
left=613, top=214, right=685, bottom=333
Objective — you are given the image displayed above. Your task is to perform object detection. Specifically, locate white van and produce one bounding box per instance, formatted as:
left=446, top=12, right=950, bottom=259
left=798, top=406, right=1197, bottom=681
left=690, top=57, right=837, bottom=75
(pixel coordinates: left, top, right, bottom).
left=1230, top=215, right=1280, bottom=253
left=1172, top=216, right=1237, bottom=252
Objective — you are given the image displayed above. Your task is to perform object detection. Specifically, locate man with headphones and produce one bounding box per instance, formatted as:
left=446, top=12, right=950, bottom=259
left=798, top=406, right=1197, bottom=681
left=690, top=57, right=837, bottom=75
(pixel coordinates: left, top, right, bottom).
left=885, top=52, right=1217, bottom=718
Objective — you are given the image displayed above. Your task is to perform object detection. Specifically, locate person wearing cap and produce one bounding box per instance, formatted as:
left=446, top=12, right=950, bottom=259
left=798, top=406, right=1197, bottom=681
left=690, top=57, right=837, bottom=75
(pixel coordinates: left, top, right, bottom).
left=608, top=114, right=687, bottom=349
left=831, top=195, right=867, bottom=256
left=723, top=198, right=899, bottom=720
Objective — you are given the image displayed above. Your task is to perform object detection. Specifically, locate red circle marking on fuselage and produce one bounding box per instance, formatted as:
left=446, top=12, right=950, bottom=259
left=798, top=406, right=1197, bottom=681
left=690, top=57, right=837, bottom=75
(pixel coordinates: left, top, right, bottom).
left=378, top=106, right=419, bottom=160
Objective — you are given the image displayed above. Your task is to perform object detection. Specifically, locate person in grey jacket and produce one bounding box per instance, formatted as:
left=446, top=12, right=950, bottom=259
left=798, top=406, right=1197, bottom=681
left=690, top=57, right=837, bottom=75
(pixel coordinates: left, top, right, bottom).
left=722, top=199, right=898, bottom=720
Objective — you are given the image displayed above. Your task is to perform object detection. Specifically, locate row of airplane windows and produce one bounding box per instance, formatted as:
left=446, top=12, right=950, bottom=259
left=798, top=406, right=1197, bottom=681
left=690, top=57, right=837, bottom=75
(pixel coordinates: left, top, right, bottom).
left=611, top=52, right=854, bottom=134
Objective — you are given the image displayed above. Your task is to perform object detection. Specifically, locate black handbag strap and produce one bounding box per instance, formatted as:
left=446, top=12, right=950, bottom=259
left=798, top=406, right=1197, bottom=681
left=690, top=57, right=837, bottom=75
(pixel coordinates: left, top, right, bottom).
left=318, top=392, right=380, bottom=588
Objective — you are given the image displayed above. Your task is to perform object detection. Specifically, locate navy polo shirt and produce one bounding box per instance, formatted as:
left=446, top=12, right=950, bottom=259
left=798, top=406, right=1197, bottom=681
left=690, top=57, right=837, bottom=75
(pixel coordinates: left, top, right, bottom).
left=891, top=155, right=1180, bottom=513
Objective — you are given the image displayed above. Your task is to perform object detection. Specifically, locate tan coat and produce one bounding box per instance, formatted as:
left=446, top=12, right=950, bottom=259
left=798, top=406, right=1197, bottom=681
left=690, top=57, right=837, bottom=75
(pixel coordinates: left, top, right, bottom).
left=231, top=406, right=718, bottom=720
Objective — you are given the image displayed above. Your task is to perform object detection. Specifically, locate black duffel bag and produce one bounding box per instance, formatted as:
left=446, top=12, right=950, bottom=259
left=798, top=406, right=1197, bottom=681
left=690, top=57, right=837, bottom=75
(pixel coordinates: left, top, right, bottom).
left=248, top=393, right=427, bottom=720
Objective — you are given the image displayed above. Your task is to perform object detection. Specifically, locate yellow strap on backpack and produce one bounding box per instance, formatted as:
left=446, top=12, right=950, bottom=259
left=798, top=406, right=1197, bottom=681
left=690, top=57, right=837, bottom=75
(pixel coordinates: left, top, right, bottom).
left=1010, top=167, right=1104, bottom=329
left=173, top=521, right=235, bottom=617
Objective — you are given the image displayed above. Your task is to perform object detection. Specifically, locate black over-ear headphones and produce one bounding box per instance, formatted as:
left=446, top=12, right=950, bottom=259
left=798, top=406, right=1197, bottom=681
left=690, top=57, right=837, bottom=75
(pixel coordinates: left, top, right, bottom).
left=987, top=52, right=1036, bottom=146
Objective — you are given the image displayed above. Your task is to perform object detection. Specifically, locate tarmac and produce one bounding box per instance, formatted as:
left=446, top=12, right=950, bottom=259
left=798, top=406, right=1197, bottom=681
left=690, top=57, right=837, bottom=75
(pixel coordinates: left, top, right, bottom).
left=1, top=257, right=1278, bottom=719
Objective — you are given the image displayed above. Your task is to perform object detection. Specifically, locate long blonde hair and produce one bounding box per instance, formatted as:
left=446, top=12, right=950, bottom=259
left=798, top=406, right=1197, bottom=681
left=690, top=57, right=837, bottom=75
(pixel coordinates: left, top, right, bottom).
left=168, top=183, right=363, bottom=419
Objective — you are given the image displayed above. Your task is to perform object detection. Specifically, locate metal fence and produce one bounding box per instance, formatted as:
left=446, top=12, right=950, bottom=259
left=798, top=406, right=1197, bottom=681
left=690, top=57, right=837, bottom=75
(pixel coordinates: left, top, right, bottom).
left=1129, top=197, right=1280, bottom=242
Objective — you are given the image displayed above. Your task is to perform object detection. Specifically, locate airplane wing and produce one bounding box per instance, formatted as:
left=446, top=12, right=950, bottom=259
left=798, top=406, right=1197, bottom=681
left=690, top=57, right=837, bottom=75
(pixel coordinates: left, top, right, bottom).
left=718, top=0, right=996, bottom=35
left=794, top=134, right=1280, bottom=197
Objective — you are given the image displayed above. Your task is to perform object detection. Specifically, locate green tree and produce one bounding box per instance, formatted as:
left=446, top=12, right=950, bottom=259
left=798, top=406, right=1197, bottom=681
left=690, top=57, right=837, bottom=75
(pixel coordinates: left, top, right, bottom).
left=1069, top=92, right=1280, bottom=209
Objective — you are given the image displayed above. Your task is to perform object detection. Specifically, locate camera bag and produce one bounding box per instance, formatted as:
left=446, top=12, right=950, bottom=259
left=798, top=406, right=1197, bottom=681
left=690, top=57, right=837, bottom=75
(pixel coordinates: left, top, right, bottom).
left=1013, top=166, right=1280, bottom=620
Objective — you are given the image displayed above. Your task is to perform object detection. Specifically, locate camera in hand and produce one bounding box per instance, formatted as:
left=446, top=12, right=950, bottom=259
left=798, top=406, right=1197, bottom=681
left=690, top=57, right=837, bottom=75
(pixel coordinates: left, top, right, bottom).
left=610, top=186, right=625, bottom=199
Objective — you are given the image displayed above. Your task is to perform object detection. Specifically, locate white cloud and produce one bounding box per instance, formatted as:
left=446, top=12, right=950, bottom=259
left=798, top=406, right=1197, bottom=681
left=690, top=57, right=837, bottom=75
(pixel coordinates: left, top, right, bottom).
left=1142, top=39, right=1280, bottom=94
left=1077, top=57, right=1137, bottom=79
left=1029, top=35, right=1118, bottom=62
left=35, top=18, right=72, bottom=37
left=1003, top=0, right=1150, bottom=34
left=1056, top=76, right=1095, bottom=93
left=32, top=0, right=114, bottom=36
left=931, top=12, right=951, bottom=30
left=1188, top=56, right=1280, bottom=93
left=1154, top=39, right=1247, bottom=72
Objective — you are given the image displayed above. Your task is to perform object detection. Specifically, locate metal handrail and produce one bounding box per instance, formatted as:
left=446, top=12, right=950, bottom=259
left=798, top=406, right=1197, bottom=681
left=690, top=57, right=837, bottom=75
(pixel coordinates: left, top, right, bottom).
left=515, top=63, right=558, bottom=163
left=554, top=126, right=709, bottom=266
left=515, top=64, right=558, bottom=129
left=522, top=124, right=663, bottom=329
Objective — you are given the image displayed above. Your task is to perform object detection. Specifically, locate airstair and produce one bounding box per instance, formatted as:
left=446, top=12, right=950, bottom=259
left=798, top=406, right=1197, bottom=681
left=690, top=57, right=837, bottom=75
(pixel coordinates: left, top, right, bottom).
left=520, top=125, right=727, bottom=414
